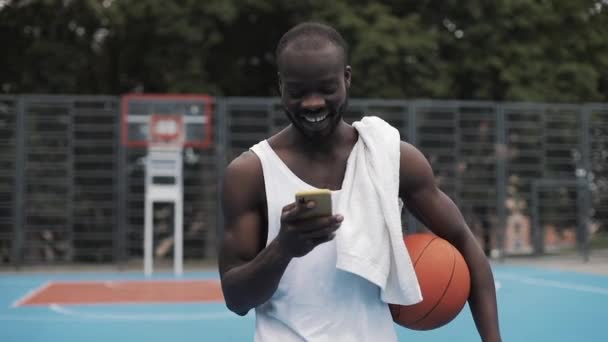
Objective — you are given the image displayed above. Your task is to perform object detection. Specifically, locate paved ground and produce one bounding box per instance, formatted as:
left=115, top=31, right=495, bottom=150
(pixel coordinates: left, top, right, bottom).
left=2, top=263, right=607, bottom=342
left=2, top=250, right=608, bottom=276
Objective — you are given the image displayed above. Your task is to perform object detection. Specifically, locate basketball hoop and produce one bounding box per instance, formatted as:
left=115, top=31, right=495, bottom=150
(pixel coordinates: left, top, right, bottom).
left=121, top=94, right=212, bottom=149
left=120, top=93, right=213, bottom=276
left=149, top=115, right=184, bottom=147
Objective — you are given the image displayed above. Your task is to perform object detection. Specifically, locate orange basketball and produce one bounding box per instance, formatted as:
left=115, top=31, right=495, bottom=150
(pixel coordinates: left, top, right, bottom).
left=389, top=233, right=471, bottom=330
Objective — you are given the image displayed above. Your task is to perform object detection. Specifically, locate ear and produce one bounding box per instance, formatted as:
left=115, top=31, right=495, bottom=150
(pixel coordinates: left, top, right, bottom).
left=277, top=72, right=283, bottom=96
left=344, top=66, right=352, bottom=89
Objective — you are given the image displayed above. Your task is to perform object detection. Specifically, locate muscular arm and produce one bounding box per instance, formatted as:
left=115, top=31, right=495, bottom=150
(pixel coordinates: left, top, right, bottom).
left=218, top=152, right=293, bottom=316
left=399, top=142, right=502, bottom=342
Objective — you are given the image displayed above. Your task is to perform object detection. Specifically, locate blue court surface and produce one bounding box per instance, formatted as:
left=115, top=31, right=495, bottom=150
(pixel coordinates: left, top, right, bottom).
left=1, top=265, right=606, bottom=341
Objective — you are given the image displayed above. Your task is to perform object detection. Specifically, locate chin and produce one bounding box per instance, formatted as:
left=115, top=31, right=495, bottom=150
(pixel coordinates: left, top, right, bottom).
left=306, top=117, right=340, bottom=138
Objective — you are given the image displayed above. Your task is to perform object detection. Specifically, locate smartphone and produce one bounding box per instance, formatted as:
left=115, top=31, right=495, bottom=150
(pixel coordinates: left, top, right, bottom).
left=295, top=189, right=333, bottom=218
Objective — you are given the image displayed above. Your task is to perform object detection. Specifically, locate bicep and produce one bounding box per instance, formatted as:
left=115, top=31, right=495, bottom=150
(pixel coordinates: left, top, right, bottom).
left=399, top=143, right=471, bottom=245
left=218, top=153, right=267, bottom=276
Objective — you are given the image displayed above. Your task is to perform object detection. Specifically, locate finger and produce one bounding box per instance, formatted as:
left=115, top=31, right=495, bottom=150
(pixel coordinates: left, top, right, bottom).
left=283, top=200, right=317, bottom=222
left=309, top=233, right=337, bottom=246
left=300, top=224, right=340, bottom=239
left=289, top=217, right=332, bottom=233
left=280, top=202, right=301, bottom=222
left=281, top=202, right=297, bottom=213
left=291, top=214, right=343, bottom=232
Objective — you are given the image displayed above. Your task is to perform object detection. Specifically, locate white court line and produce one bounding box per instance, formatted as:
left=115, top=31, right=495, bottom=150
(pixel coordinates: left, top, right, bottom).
left=11, top=281, right=53, bottom=308
left=48, top=303, right=247, bottom=321
left=0, top=315, right=81, bottom=322
left=496, top=273, right=608, bottom=295
left=0, top=281, right=51, bottom=286
left=0, top=310, right=251, bottom=322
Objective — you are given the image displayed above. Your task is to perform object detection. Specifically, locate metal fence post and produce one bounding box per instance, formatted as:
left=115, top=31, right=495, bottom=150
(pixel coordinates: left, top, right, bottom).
left=531, top=181, right=542, bottom=255
left=115, top=97, right=127, bottom=267
left=579, top=106, right=592, bottom=262
left=212, top=98, right=228, bottom=259
left=11, top=96, right=25, bottom=268
left=454, top=107, right=462, bottom=208
left=495, top=104, right=507, bottom=261
left=66, top=101, right=75, bottom=262
left=406, top=103, right=419, bottom=233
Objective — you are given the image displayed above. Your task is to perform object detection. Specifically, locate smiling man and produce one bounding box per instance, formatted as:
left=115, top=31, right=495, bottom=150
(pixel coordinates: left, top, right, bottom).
left=218, top=22, right=502, bottom=342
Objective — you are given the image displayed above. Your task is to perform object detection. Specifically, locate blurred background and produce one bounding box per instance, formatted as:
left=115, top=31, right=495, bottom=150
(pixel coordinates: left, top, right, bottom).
left=0, top=0, right=607, bottom=269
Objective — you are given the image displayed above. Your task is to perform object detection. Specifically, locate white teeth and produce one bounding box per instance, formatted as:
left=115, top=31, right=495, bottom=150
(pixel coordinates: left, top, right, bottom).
left=302, top=113, right=328, bottom=123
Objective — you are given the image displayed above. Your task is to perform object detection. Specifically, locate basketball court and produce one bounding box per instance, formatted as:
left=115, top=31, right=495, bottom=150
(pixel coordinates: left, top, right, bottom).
left=0, top=263, right=606, bottom=341
left=2, top=95, right=604, bottom=341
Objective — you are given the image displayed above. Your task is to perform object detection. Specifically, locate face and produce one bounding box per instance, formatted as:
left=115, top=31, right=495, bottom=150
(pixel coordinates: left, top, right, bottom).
left=278, top=44, right=351, bottom=140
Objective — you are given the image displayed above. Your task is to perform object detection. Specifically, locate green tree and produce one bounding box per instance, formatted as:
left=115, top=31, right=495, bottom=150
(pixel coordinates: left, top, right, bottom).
left=0, top=0, right=107, bottom=93
left=310, top=0, right=448, bottom=98
left=103, top=0, right=238, bottom=94
left=1, top=0, right=607, bottom=101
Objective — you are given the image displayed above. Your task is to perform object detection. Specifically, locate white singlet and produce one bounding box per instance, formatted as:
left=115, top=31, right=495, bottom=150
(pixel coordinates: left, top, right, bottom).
left=250, top=140, right=398, bottom=342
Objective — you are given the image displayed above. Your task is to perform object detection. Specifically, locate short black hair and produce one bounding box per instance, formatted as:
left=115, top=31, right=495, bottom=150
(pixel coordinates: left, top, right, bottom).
left=275, top=22, right=349, bottom=68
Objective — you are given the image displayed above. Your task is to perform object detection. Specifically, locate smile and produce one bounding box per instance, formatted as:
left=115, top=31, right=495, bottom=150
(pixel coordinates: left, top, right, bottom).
left=301, top=113, right=329, bottom=123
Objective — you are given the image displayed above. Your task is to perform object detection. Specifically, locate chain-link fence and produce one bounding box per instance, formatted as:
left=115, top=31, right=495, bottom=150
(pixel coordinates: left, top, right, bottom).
left=0, top=95, right=606, bottom=267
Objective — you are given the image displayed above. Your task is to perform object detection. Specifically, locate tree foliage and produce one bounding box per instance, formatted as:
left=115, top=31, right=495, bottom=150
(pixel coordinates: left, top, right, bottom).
left=1, top=0, right=607, bottom=101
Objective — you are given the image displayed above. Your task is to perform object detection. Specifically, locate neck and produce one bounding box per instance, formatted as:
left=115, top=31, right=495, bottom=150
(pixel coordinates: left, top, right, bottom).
left=283, top=120, right=356, bottom=157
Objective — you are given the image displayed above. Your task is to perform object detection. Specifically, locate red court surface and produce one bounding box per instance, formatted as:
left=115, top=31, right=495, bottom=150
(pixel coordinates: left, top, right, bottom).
left=14, top=279, right=224, bottom=306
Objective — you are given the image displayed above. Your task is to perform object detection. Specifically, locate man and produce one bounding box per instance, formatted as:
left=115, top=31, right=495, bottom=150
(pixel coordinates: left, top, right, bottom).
left=219, top=22, right=502, bottom=341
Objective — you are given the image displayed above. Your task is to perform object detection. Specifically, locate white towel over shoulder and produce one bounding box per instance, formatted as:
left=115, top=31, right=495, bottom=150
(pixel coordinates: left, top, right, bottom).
left=336, top=116, right=422, bottom=305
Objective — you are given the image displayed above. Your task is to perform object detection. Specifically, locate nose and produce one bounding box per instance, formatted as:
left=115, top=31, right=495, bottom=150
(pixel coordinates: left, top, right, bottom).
left=301, top=95, right=325, bottom=111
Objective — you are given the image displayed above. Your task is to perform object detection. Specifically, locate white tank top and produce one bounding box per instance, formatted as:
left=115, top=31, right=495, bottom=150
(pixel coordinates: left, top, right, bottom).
left=250, top=140, right=397, bottom=342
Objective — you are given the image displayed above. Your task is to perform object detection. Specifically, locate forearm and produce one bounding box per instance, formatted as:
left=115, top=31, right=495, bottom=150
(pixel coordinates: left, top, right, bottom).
left=221, top=239, right=292, bottom=315
left=462, top=237, right=502, bottom=342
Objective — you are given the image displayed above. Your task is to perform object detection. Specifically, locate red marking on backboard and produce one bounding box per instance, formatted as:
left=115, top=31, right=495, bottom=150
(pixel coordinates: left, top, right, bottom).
left=121, top=93, right=213, bottom=149
left=15, top=280, right=224, bottom=306
left=150, top=114, right=184, bottom=144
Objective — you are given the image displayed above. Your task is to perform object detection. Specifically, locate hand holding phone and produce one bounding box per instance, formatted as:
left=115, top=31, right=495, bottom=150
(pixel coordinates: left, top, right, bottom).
left=276, top=189, right=342, bottom=258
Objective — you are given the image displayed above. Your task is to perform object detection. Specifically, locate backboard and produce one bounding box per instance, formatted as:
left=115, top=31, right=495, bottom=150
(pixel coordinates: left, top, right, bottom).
left=121, top=94, right=213, bottom=148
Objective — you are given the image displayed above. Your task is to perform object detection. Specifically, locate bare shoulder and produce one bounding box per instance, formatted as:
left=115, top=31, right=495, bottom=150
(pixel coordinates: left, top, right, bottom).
left=225, top=150, right=263, bottom=179
left=399, top=141, right=436, bottom=195
left=222, top=150, right=265, bottom=209
left=219, top=150, right=268, bottom=274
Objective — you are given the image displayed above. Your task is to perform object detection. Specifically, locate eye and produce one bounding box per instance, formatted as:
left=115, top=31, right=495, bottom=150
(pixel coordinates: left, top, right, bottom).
left=286, top=88, right=305, bottom=98
left=321, top=86, right=337, bottom=94
left=319, top=82, right=338, bottom=94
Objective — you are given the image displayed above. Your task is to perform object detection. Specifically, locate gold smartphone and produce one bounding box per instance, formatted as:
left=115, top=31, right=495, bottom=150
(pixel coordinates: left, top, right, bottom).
left=295, top=189, right=332, bottom=218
